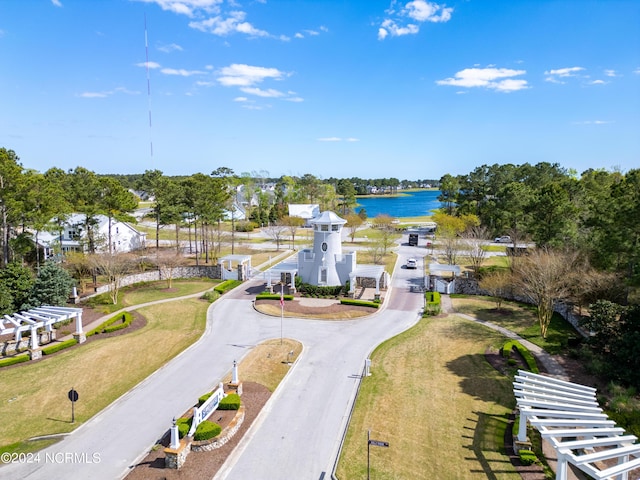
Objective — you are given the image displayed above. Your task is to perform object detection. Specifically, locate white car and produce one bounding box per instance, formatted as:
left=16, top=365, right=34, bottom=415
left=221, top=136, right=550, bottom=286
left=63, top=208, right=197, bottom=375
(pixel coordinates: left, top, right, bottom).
left=406, top=258, right=417, bottom=269
left=494, top=235, right=512, bottom=243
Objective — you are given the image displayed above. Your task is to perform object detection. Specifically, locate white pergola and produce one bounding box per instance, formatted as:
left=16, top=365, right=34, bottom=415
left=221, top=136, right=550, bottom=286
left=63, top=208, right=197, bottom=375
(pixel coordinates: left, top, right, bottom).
left=514, top=370, right=640, bottom=480
left=1, top=306, right=84, bottom=350
left=349, top=265, right=386, bottom=296
left=265, top=259, right=299, bottom=292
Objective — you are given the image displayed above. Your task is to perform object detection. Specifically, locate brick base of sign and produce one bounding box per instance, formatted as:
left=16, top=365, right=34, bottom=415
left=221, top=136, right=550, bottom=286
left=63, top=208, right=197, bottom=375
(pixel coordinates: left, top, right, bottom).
left=226, top=381, right=243, bottom=396
left=164, top=438, right=191, bottom=469
left=191, top=405, right=245, bottom=453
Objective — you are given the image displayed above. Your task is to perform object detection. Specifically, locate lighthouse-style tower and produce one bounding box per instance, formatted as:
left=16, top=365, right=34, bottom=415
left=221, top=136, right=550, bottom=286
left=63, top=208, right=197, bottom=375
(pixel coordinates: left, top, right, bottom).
left=297, top=211, right=355, bottom=286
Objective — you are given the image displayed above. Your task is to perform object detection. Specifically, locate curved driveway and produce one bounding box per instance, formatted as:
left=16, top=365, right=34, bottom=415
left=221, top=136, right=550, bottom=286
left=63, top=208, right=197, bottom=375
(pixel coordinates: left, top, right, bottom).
left=0, top=248, right=425, bottom=480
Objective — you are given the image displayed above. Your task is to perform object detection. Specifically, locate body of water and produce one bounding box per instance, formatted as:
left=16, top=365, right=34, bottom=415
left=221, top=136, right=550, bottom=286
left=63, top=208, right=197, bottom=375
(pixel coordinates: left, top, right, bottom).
left=354, top=190, right=442, bottom=218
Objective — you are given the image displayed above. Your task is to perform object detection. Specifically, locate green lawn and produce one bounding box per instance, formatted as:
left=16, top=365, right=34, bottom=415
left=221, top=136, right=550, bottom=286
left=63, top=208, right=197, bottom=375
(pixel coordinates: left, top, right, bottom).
left=337, top=315, right=518, bottom=479
left=450, top=295, right=580, bottom=354
left=0, top=288, right=211, bottom=453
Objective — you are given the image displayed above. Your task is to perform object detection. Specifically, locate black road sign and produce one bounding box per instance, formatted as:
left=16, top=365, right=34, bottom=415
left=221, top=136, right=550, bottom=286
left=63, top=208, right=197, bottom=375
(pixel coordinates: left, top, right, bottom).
left=368, top=440, right=389, bottom=447
left=68, top=389, right=79, bottom=402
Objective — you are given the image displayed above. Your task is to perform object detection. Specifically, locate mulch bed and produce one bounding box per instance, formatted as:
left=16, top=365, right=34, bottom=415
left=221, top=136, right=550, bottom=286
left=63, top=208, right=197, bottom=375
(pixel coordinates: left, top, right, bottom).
left=255, top=298, right=374, bottom=317
left=125, top=382, right=271, bottom=480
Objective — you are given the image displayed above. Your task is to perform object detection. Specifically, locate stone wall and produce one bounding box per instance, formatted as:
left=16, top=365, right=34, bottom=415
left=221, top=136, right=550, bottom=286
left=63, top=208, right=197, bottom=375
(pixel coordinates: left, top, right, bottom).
left=190, top=405, right=245, bottom=452
left=85, top=265, right=221, bottom=298
left=1, top=331, right=56, bottom=357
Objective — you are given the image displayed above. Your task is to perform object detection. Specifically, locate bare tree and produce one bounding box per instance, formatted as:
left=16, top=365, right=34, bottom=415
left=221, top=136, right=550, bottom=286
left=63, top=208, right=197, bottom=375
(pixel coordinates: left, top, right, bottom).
left=155, top=250, right=188, bottom=288
left=463, top=225, right=489, bottom=275
left=479, top=269, right=512, bottom=311
left=88, top=252, right=135, bottom=304
left=511, top=248, right=579, bottom=338
left=280, top=215, right=305, bottom=250
left=345, top=213, right=364, bottom=243
left=63, top=251, right=92, bottom=294
left=263, top=223, right=288, bottom=251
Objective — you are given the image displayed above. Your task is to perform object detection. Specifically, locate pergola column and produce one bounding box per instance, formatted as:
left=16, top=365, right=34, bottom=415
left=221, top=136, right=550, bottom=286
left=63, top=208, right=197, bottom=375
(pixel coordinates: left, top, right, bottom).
left=518, top=409, right=529, bottom=442
left=30, top=326, right=39, bottom=350
left=73, top=310, right=86, bottom=344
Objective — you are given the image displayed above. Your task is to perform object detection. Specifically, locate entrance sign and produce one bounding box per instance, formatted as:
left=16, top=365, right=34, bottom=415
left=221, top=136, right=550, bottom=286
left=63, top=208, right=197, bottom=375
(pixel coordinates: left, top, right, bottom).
left=188, top=386, right=225, bottom=437
left=368, top=439, right=389, bottom=447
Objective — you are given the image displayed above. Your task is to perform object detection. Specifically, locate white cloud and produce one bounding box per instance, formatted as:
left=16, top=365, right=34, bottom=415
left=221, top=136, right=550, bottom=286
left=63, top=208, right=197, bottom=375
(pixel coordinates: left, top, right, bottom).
left=51, top=0, right=63, bottom=7
left=158, top=43, right=183, bottom=53
left=317, top=137, right=359, bottom=142
left=161, top=67, right=207, bottom=76
left=604, top=69, right=616, bottom=77
left=294, top=32, right=304, bottom=39
left=217, top=64, right=285, bottom=87
left=572, top=120, right=614, bottom=125
left=544, top=66, right=585, bottom=83
left=240, top=87, right=285, bottom=98
left=378, top=0, right=452, bottom=40
left=135, top=0, right=223, bottom=17
left=136, top=61, right=162, bottom=69
left=404, top=0, right=452, bottom=22
left=545, top=66, right=584, bottom=77
left=216, top=64, right=302, bottom=103
left=633, top=67, right=640, bottom=75
left=436, top=67, right=528, bottom=92
left=589, top=79, right=606, bottom=85
left=77, top=87, right=139, bottom=98
left=189, top=10, right=269, bottom=37
left=234, top=97, right=249, bottom=102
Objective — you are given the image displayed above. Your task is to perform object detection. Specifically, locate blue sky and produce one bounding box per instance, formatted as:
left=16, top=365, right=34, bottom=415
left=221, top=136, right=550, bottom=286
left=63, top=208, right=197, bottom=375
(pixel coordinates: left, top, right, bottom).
left=1, top=0, right=639, bottom=180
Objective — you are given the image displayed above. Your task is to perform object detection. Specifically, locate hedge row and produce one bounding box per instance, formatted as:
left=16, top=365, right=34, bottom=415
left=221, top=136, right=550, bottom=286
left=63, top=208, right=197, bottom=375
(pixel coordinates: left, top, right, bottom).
left=218, top=393, right=241, bottom=410
left=0, top=354, right=30, bottom=368
left=502, top=340, right=539, bottom=373
left=86, top=312, right=134, bottom=337
left=518, top=449, right=537, bottom=466
left=42, top=338, right=78, bottom=355
left=255, top=293, right=294, bottom=301
left=424, top=291, right=441, bottom=316
left=214, top=280, right=242, bottom=295
left=340, top=298, right=379, bottom=309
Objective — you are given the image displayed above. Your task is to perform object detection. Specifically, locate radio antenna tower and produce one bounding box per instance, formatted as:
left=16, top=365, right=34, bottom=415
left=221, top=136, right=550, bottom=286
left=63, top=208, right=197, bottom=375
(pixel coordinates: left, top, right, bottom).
left=144, top=14, right=154, bottom=165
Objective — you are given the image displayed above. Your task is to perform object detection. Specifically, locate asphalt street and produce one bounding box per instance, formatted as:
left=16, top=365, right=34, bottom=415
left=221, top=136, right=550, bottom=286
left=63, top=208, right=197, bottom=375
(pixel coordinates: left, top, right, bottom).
left=0, top=244, right=426, bottom=480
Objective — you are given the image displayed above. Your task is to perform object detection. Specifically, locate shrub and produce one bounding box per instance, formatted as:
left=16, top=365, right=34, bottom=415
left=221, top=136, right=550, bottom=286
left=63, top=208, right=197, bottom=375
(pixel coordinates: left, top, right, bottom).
left=339, top=298, right=379, bottom=309
left=198, top=392, right=213, bottom=406
left=200, top=291, right=220, bottom=303
left=218, top=393, right=241, bottom=410
left=42, top=338, right=78, bottom=355
left=502, top=340, right=539, bottom=373
left=214, top=280, right=242, bottom=295
left=176, top=417, right=192, bottom=439
left=235, top=221, right=257, bottom=232
left=255, top=293, right=294, bottom=301
left=518, top=449, right=537, bottom=466
left=0, top=354, right=30, bottom=368
left=424, top=291, right=441, bottom=316
left=193, top=420, right=222, bottom=441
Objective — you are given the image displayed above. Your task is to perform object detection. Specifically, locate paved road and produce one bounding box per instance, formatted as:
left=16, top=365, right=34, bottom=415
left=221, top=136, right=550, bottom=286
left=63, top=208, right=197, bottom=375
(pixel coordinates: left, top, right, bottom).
left=0, top=247, right=425, bottom=480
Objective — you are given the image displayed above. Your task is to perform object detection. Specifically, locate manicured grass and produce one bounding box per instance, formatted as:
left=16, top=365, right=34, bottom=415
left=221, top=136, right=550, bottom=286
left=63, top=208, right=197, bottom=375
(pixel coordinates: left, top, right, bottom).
left=85, top=278, right=218, bottom=314
left=0, top=298, right=209, bottom=450
left=336, top=315, right=518, bottom=479
left=450, top=296, right=580, bottom=354
left=222, top=338, right=302, bottom=392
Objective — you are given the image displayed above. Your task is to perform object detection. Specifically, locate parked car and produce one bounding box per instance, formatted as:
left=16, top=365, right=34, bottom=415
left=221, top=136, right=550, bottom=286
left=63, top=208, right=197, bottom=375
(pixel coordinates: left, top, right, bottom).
left=494, top=235, right=512, bottom=243
left=406, top=258, right=417, bottom=269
